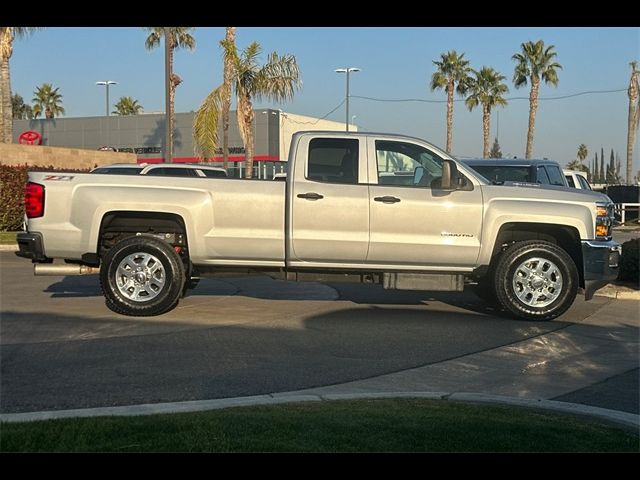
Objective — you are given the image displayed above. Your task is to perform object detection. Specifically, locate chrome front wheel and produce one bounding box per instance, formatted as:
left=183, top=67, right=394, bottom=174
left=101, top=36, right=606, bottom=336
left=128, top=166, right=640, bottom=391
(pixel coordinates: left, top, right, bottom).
left=511, top=256, right=563, bottom=308
left=494, top=240, right=578, bottom=321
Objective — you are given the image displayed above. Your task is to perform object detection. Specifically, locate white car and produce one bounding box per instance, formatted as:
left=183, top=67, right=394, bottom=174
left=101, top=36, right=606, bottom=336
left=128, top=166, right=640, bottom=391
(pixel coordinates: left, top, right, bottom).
left=91, top=163, right=228, bottom=178
left=563, top=169, right=592, bottom=190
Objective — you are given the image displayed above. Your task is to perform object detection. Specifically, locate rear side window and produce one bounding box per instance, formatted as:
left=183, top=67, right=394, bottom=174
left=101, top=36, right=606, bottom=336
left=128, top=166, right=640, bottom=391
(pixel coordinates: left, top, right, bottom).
left=145, top=167, right=198, bottom=177
left=307, top=138, right=359, bottom=184
left=565, top=175, right=575, bottom=187
left=92, top=167, right=142, bottom=175
left=545, top=166, right=566, bottom=186
left=201, top=169, right=227, bottom=178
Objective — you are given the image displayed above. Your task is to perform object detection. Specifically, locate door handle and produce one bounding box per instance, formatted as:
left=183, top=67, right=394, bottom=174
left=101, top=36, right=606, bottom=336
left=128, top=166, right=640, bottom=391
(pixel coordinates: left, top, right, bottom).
left=374, top=196, right=401, bottom=204
left=297, top=192, right=324, bottom=200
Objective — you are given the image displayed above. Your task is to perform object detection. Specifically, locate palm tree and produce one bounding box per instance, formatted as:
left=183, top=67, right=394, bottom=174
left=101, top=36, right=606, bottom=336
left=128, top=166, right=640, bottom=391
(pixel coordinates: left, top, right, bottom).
left=144, top=27, right=195, bottom=160
left=0, top=27, right=42, bottom=142
left=430, top=50, right=471, bottom=154
left=221, top=27, right=236, bottom=171
left=113, top=96, right=143, bottom=115
left=12, top=93, right=33, bottom=119
left=512, top=40, right=562, bottom=159
left=465, top=67, right=509, bottom=158
left=626, top=61, right=639, bottom=185
left=577, top=143, right=588, bottom=166
left=32, top=83, right=65, bottom=119
left=194, top=40, right=301, bottom=179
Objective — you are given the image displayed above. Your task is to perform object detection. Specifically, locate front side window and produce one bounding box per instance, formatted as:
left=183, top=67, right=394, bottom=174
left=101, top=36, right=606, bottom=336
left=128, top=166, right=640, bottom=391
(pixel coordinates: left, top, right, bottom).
left=565, top=175, right=576, bottom=188
left=307, top=138, right=359, bottom=184
left=578, top=175, right=592, bottom=190
left=375, top=140, right=443, bottom=187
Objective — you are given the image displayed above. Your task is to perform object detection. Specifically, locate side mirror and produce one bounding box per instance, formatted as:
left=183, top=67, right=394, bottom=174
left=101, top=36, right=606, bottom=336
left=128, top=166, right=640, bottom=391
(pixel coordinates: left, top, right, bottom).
left=413, top=166, right=425, bottom=185
left=440, top=159, right=459, bottom=191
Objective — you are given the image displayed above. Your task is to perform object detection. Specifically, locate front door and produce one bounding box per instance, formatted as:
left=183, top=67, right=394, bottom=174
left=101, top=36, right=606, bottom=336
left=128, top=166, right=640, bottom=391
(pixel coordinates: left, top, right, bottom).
left=366, top=137, right=483, bottom=268
left=289, top=136, right=370, bottom=266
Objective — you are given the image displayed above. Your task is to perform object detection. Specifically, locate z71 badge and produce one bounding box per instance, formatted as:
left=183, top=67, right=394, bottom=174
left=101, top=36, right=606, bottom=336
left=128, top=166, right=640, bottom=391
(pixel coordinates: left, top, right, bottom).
left=43, top=175, right=75, bottom=181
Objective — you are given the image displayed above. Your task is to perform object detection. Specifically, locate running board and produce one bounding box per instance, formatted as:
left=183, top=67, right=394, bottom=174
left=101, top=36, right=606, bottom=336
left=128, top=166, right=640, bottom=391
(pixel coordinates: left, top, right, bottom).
left=383, top=273, right=464, bottom=291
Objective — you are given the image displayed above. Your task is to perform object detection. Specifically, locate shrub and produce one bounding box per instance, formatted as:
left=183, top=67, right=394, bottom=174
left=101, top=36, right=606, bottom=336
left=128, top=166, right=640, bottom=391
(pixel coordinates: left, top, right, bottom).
left=0, top=164, right=90, bottom=231
left=617, top=238, right=639, bottom=285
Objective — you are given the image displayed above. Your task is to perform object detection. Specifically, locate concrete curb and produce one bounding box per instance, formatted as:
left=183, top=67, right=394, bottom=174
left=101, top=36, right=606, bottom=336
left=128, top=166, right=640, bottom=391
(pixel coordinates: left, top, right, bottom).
left=2, top=391, right=638, bottom=432
left=0, top=244, right=17, bottom=251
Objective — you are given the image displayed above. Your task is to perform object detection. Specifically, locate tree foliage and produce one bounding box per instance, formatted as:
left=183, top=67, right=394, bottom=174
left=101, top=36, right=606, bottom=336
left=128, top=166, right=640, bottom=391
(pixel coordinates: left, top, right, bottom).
left=194, top=39, right=301, bottom=178
left=113, top=96, right=142, bottom=116
left=32, top=83, right=65, bottom=119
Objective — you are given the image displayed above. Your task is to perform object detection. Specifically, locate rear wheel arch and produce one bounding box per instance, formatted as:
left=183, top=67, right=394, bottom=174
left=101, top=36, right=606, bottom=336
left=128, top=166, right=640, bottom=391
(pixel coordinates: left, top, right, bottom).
left=98, top=211, right=189, bottom=257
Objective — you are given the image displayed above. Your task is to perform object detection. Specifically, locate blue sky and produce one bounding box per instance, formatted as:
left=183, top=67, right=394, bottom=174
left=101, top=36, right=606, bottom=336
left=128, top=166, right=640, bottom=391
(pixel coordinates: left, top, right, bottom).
left=10, top=26, right=640, bottom=172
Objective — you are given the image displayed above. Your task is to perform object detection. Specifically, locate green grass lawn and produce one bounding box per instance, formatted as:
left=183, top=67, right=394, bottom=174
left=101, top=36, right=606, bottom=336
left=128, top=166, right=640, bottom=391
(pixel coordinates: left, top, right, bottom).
left=0, top=231, right=18, bottom=245
left=1, top=399, right=637, bottom=453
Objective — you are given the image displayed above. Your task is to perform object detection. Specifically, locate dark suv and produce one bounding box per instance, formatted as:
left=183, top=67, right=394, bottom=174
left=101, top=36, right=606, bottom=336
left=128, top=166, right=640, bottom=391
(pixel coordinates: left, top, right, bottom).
left=462, top=159, right=568, bottom=187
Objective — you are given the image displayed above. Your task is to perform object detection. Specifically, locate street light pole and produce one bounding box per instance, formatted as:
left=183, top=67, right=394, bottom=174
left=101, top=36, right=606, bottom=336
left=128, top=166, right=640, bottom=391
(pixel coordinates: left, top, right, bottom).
left=95, top=81, right=117, bottom=116
left=335, top=67, right=360, bottom=132
left=164, top=27, right=173, bottom=164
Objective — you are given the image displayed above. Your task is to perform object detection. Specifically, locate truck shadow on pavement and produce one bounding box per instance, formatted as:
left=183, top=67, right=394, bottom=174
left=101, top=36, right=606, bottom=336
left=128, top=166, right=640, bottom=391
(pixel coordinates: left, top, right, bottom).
left=42, top=274, right=610, bottom=324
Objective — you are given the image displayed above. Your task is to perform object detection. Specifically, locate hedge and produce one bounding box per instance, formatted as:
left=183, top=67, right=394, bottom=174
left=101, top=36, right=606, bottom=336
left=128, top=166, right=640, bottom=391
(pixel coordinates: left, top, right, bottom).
left=0, top=164, right=90, bottom=231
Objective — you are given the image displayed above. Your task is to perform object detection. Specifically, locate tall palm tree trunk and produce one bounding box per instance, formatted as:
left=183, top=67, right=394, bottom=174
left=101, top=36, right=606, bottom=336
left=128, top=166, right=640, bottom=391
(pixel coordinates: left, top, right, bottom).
left=627, top=102, right=637, bottom=186
left=168, top=34, right=175, bottom=163
left=446, top=81, right=454, bottom=154
left=525, top=79, right=539, bottom=159
left=627, top=69, right=638, bottom=185
left=237, top=95, right=254, bottom=179
left=0, top=56, right=10, bottom=143
left=482, top=105, right=491, bottom=158
left=222, top=27, right=236, bottom=171
left=0, top=30, right=12, bottom=143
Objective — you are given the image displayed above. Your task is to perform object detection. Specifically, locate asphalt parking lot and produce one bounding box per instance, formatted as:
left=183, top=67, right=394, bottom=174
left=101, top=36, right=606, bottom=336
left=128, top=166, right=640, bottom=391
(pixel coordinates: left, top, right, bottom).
left=1, top=247, right=638, bottom=418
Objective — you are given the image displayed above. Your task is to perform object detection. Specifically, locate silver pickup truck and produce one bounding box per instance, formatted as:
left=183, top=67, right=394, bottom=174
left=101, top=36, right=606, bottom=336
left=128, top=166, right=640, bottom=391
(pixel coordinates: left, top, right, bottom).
left=16, top=131, right=621, bottom=321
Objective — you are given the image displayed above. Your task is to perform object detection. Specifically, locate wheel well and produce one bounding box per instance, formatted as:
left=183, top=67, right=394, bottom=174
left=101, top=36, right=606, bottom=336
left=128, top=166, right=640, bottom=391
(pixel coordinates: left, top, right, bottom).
left=488, top=222, right=584, bottom=286
left=98, top=211, right=188, bottom=260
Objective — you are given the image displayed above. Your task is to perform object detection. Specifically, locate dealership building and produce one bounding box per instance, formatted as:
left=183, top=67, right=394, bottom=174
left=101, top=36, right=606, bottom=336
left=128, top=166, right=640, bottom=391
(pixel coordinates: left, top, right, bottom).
left=13, top=109, right=353, bottom=176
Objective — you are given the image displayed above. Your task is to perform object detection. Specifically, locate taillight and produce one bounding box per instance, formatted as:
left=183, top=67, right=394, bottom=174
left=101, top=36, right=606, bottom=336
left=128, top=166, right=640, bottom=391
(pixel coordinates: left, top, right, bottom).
left=25, top=182, right=45, bottom=218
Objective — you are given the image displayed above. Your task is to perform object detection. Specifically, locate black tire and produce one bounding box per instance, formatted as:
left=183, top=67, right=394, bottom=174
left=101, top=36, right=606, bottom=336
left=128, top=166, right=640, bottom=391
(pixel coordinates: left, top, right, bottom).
left=494, top=240, right=578, bottom=321
left=100, top=235, right=185, bottom=316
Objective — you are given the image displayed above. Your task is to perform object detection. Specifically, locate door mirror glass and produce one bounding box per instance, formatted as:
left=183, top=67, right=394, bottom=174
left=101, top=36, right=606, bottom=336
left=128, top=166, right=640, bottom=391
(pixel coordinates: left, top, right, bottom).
left=413, top=166, right=425, bottom=185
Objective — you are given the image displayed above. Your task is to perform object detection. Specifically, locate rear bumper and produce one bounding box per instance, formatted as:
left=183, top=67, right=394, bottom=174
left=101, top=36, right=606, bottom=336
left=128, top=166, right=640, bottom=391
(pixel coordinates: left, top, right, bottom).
left=15, top=232, right=48, bottom=262
left=582, top=239, right=621, bottom=300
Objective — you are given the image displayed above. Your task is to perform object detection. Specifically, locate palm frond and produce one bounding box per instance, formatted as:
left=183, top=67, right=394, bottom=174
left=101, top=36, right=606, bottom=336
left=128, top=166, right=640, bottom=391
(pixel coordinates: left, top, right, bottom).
left=430, top=71, right=448, bottom=91
left=144, top=28, right=162, bottom=50
left=193, top=85, right=223, bottom=158
left=254, top=52, right=301, bottom=102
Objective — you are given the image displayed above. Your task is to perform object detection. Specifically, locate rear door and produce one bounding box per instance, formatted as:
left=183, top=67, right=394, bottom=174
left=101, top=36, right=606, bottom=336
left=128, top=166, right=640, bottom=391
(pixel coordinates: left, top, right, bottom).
left=288, top=135, right=369, bottom=266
